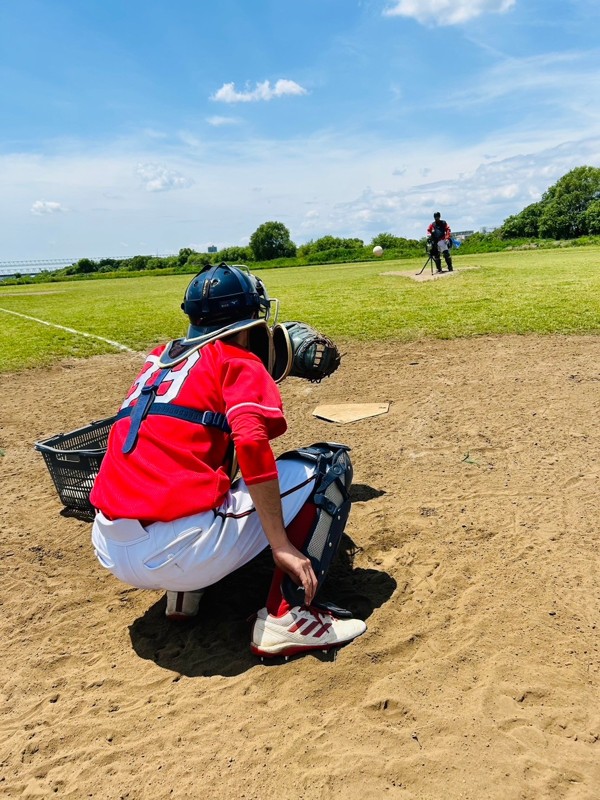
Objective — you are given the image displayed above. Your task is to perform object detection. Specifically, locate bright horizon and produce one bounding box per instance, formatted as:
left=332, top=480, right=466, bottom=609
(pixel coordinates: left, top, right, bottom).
left=1, top=0, right=599, bottom=261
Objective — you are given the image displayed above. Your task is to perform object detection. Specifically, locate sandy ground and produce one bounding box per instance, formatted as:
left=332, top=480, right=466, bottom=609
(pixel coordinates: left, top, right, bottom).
left=381, top=264, right=481, bottom=282
left=1, top=336, right=599, bottom=800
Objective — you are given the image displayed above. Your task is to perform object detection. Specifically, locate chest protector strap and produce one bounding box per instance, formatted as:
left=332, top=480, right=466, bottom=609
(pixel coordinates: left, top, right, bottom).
left=120, top=368, right=230, bottom=455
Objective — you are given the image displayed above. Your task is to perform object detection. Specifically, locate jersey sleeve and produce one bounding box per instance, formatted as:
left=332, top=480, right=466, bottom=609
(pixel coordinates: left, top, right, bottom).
left=229, top=412, right=280, bottom=484
left=221, top=353, right=287, bottom=485
left=222, top=354, right=286, bottom=432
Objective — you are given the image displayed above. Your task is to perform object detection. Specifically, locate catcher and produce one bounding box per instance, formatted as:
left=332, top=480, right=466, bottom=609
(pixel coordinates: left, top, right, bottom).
left=90, top=263, right=366, bottom=658
left=426, top=211, right=453, bottom=273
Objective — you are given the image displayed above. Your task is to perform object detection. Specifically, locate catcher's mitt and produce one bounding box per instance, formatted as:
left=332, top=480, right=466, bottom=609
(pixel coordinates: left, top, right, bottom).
left=272, top=321, right=341, bottom=383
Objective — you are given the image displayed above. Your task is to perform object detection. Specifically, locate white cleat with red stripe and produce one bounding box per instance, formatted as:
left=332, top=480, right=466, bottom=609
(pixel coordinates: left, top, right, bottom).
left=251, top=605, right=367, bottom=657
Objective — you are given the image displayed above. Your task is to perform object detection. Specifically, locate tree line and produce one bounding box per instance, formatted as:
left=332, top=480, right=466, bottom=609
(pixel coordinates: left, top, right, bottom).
left=499, top=166, right=600, bottom=240
left=56, top=223, right=422, bottom=278
left=62, top=164, right=600, bottom=276
left=5, top=165, right=600, bottom=284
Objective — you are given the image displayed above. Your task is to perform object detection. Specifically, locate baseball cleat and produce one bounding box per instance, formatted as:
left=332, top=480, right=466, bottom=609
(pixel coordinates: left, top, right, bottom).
left=165, top=590, right=204, bottom=621
left=250, top=605, right=367, bottom=658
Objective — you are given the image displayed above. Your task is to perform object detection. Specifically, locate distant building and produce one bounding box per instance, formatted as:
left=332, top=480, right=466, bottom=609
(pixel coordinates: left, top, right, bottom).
left=207, top=245, right=217, bottom=254
left=453, top=230, right=475, bottom=242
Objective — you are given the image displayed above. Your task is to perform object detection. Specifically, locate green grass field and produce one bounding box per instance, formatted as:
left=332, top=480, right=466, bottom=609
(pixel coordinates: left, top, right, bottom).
left=1, top=246, right=600, bottom=372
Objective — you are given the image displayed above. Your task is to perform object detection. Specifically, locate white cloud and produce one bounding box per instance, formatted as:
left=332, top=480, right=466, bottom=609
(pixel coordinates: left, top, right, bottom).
left=440, top=51, right=599, bottom=109
left=211, top=79, right=308, bottom=103
left=177, top=131, right=203, bottom=148
left=206, top=115, right=241, bottom=127
left=135, top=163, right=193, bottom=192
left=384, top=0, right=516, bottom=26
left=31, top=200, right=66, bottom=215
left=299, top=209, right=321, bottom=231
left=2, top=125, right=599, bottom=260
left=141, top=128, right=169, bottom=140
left=330, top=134, right=600, bottom=239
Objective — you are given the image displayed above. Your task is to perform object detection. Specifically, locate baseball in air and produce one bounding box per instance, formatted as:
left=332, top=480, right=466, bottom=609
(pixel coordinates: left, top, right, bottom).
left=372, top=245, right=383, bottom=257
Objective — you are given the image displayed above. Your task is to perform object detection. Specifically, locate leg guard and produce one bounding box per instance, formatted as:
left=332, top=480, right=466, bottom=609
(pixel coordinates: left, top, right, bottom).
left=278, top=443, right=353, bottom=607
left=444, top=251, right=453, bottom=271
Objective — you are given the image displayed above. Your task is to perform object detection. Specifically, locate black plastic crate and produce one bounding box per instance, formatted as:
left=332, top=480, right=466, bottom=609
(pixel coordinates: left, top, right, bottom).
left=35, top=416, right=116, bottom=521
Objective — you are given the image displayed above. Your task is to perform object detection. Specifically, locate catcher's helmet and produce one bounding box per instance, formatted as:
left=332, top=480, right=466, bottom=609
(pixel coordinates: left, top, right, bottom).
left=181, top=263, right=270, bottom=337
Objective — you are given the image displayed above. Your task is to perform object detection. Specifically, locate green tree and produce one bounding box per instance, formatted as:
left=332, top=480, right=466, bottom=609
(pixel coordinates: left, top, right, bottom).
left=500, top=166, right=600, bottom=240
left=312, top=236, right=357, bottom=252
left=98, top=258, right=120, bottom=270
left=582, top=198, right=600, bottom=235
left=298, top=236, right=364, bottom=258
left=372, top=232, right=401, bottom=249
left=71, top=258, right=98, bottom=274
left=123, top=255, right=150, bottom=271
left=177, top=247, right=196, bottom=266
left=146, top=257, right=169, bottom=270
left=500, top=202, right=541, bottom=239
left=249, top=221, right=296, bottom=261
left=217, top=245, right=254, bottom=262
left=371, top=233, right=421, bottom=252
left=185, top=253, right=208, bottom=268
left=538, top=167, right=600, bottom=238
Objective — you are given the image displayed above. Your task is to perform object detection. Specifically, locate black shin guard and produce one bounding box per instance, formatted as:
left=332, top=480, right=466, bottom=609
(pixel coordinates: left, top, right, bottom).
left=279, top=443, right=353, bottom=608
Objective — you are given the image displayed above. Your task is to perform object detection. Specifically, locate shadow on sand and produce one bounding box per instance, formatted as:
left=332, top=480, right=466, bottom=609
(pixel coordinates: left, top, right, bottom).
left=129, top=485, right=395, bottom=677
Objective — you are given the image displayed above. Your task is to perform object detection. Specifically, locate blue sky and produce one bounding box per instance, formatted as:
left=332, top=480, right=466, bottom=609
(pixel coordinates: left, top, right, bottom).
left=1, top=0, right=599, bottom=261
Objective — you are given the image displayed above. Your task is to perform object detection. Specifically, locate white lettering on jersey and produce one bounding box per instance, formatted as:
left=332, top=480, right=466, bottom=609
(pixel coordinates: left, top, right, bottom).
left=154, top=351, right=200, bottom=403
left=120, top=351, right=200, bottom=410
left=120, top=355, right=162, bottom=410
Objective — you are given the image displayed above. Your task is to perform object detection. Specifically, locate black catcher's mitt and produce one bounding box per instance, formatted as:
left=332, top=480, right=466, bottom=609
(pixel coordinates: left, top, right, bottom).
left=280, top=321, right=342, bottom=383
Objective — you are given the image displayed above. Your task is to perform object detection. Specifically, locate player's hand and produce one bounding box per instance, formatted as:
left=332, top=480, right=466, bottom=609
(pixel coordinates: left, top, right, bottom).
left=271, top=542, right=317, bottom=606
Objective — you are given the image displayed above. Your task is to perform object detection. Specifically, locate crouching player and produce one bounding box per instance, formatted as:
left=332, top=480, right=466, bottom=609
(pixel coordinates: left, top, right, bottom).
left=90, top=264, right=366, bottom=658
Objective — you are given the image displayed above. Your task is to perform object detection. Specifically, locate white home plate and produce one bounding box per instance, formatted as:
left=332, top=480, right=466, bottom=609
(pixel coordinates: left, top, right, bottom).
left=313, top=402, right=390, bottom=423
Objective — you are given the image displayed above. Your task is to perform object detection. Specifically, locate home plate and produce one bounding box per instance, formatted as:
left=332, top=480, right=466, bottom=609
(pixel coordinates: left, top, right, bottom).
left=313, top=403, right=390, bottom=423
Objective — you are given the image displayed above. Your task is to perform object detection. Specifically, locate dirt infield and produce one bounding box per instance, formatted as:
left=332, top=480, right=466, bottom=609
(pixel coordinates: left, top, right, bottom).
left=1, top=336, right=599, bottom=800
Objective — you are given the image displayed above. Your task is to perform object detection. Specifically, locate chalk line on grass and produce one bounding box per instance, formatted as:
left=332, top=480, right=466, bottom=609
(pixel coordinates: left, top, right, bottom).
left=0, top=307, right=135, bottom=353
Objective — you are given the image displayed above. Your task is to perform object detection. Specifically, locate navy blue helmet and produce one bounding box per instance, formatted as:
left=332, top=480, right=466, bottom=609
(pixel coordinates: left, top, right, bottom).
left=181, top=263, right=270, bottom=337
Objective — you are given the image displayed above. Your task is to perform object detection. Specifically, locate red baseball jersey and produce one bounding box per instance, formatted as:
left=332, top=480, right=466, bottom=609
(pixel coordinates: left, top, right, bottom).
left=427, top=220, right=451, bottom=240
left=90, top=339, right=287, bottom=522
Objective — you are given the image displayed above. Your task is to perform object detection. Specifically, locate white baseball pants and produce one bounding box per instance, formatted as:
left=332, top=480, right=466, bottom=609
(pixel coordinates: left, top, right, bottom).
left=91, top=456, right=317, bottom=592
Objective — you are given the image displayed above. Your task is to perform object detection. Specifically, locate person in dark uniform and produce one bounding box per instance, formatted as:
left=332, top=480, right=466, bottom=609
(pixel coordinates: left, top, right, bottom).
left=427, top=212, right=453, bottom=272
